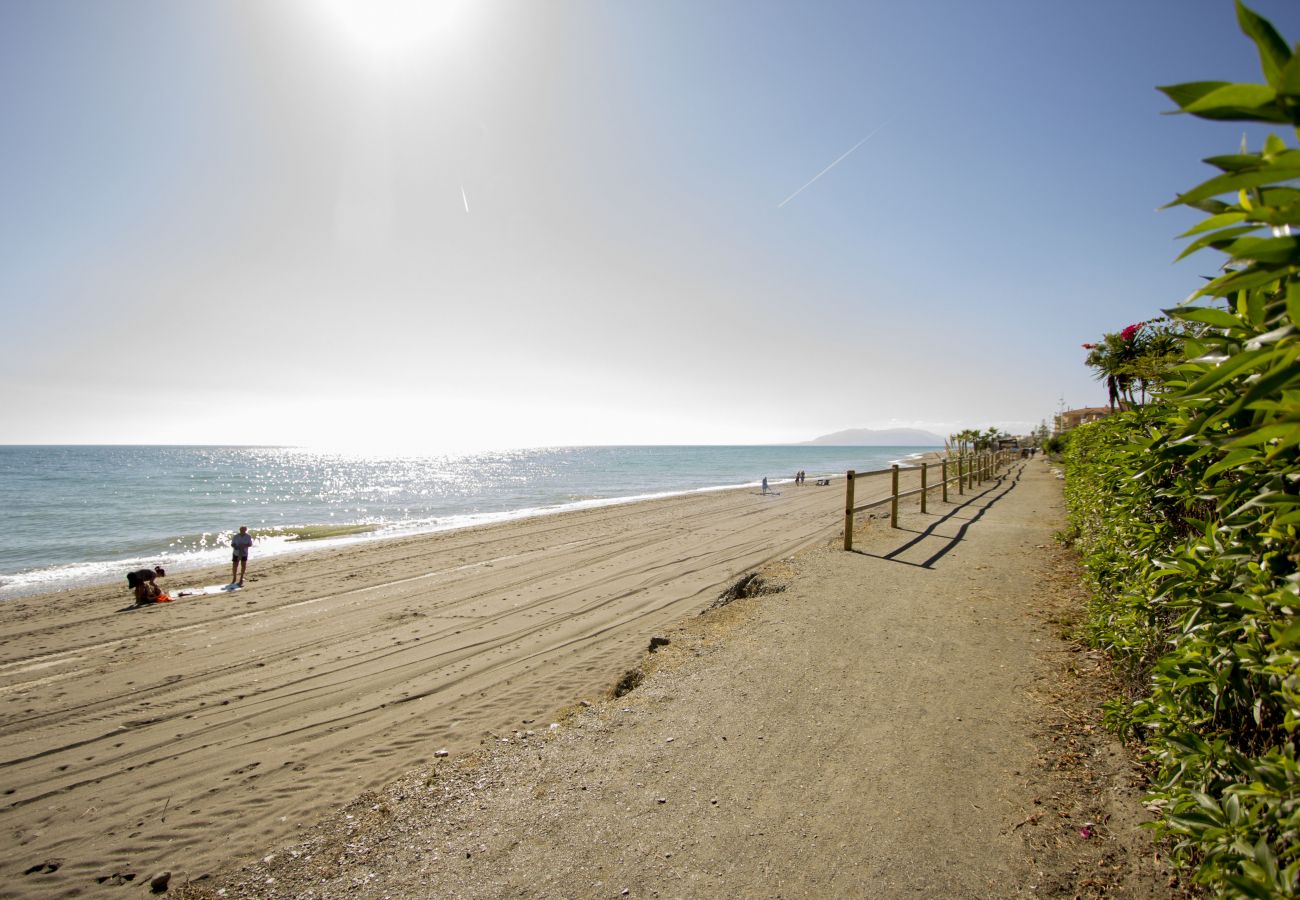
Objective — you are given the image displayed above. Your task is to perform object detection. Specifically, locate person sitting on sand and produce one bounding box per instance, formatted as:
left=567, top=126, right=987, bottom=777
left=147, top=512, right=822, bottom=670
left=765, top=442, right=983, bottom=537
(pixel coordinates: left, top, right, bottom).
left=131, top=577, right=172, bottom=605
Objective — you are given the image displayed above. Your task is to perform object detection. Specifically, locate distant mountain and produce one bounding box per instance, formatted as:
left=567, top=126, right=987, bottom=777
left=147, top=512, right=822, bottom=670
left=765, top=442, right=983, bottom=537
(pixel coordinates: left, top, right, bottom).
left=804, top=427, right=945, bottom=446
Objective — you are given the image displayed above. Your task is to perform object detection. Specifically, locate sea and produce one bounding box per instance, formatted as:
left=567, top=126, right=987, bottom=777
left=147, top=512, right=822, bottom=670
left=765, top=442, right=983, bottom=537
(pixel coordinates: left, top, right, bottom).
left=0, top=444, right=937, bottom=600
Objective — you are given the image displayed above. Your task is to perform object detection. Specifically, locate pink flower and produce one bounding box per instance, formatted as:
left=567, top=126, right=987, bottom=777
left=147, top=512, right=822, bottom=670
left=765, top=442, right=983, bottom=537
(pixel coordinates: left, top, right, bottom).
left=1079, top=826, right=1094, bottom=839
left=1120, top=322, right=1143, bottom=342
left=1081, top=343, right=1098, bottom=349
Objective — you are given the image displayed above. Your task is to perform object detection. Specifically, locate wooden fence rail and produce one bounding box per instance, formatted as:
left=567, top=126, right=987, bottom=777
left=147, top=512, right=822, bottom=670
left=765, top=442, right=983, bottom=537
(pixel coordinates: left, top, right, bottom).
left=842, top=449, right=1017, bottom=551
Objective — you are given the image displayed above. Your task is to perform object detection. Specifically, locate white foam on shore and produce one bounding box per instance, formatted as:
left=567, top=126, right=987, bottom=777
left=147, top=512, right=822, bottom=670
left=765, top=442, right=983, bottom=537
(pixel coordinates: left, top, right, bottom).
left=0, top=475, right=841, bottom=602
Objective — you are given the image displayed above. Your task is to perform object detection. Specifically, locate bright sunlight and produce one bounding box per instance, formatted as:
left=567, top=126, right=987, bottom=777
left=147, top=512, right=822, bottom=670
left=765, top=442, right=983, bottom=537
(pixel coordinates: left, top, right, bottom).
left=306, top=0, right=472, bottom=64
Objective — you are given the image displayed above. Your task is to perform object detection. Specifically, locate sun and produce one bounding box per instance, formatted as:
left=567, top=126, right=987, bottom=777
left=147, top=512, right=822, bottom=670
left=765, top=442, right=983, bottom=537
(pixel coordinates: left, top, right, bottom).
left=308, top=0, right=471, bottom=64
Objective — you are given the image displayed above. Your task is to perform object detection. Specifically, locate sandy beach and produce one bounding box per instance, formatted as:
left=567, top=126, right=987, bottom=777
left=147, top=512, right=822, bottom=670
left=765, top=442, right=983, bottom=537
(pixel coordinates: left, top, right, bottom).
left=2, top=467, right=919, bottom=896
left=4, top=461, right=1167, bottom=898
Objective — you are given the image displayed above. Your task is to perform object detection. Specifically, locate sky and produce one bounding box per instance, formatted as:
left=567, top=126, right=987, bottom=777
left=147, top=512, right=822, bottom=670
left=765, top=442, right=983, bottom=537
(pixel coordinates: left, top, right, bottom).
left=2, top=0, right=1298, bottom=451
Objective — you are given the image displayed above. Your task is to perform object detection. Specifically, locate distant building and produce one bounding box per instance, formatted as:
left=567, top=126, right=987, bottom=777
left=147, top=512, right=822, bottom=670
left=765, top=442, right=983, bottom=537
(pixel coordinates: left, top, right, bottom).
left=1054, top=406, right=1112, bottom=435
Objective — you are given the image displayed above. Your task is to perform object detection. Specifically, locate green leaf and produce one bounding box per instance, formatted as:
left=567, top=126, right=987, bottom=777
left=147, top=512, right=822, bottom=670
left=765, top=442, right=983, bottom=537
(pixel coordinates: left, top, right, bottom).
left=1204, top=153, right=1268, bottom=173
left=1180, top=212, right=1249, bottom=237
left=1158, top=80, right=1234, bottom=109
left=1287, top=280, right=1300, bottom=328
left=1237, top=1, right=1293, bottom=90
left=1184, top=83, right=1279, bottom=114
left=1223, top=873, right=1279, bottom=899
left=1171, top=167, right=1300, bottom=206
left=1205, top=449, right=1258, bottom=478
left=1270, top=149, right=1300, bottom=168
left=1171, top=306, right=1242, bottom=329
left=1195, top=264, right=1289, bottom=300
left=1226, top=423, right=1300, bottom=449
left=1281, top=54, right=1300, bottom=96
left=1221, top=235, right=1300, bottom=265
left=1174, top=347, right=1272, bottom=395
left=1270, top=619, right=1300, bottom=646
left=1185, top=198, right=1233, bottom=216
left=1238, top=355, right=1300, bottom=405
left=1181, top=101, right=1290, bottom=124
left=1176, top=224, right=1263, bottom=261
left=1253, top=836, right=1280, bottom=882
left=1245, top=284, right=1266, bottom=326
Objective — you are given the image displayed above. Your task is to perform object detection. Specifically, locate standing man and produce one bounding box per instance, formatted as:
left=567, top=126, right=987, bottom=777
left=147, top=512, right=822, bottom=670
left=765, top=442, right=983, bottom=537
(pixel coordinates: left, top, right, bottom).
left=231, top=526, right=253, bottom=587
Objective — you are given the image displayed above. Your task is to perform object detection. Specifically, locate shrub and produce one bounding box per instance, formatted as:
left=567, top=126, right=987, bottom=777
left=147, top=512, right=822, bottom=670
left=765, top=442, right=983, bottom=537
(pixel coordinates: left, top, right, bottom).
left=1062, top=3, right=1300, bottom=894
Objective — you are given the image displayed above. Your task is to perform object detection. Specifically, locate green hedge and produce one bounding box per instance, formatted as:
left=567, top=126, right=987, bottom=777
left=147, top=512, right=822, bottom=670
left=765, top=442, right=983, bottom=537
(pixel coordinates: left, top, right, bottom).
left=1059, top=4, right=1300, bottom=894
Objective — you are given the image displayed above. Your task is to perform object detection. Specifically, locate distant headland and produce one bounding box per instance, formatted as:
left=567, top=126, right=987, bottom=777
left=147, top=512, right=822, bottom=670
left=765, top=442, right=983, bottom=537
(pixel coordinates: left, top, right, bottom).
left=803, top=428, right=945, bottom=446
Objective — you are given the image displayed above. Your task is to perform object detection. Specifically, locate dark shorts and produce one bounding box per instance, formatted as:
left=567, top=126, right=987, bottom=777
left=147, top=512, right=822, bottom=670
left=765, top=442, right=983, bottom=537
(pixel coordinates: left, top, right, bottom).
left=233, top=553, right=248, bottom=562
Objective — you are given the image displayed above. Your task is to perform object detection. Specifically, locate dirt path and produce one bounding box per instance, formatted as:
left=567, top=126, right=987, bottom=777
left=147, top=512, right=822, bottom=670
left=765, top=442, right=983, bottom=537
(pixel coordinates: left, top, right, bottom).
left=194, top=460, right=1168, bottom=899
left=3, top=467, right=931, bottom=897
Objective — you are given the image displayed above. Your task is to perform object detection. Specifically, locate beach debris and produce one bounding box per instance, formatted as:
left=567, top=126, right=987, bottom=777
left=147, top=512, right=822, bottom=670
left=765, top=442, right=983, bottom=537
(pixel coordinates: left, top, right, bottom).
left=611, top=668, right=644, bottom=698
left=434, top=749, right=449, bottom=757
left=648, top=636, right=670, bottom=652
left=149, top=871, right=171, bottom=893
left=706, top=572, right=784, bottom=612
left=1079, top=823, right=1095, bottom=839
left=656, top=797, right=667, bottom=804
left=579, top=699, right=593, bottom=707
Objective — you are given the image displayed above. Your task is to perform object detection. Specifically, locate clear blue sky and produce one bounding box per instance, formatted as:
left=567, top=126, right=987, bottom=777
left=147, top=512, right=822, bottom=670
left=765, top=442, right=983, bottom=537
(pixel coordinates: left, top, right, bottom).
left=2, top=0, right=1297, bottom=450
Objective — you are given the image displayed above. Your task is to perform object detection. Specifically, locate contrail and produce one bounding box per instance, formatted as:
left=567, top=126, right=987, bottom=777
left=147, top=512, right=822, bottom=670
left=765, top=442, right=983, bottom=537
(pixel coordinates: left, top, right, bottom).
left=777, top=123, right=887, bottom=209
left=461, top=184, right=470, bottom=213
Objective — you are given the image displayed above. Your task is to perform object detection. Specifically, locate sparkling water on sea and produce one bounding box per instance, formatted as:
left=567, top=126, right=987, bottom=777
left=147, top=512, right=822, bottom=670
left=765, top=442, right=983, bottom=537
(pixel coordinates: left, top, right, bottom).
left=0, top=444, right=937, bottom=599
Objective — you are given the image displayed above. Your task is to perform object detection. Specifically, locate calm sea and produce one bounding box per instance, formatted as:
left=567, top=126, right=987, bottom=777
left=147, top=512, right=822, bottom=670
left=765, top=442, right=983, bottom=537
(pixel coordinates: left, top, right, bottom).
left=0, top=444, right=935, bottom=599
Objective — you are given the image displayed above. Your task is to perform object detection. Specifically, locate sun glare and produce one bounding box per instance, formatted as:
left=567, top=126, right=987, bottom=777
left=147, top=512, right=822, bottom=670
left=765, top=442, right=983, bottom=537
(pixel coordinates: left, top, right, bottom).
left=309, top=0, right=470, bottom=63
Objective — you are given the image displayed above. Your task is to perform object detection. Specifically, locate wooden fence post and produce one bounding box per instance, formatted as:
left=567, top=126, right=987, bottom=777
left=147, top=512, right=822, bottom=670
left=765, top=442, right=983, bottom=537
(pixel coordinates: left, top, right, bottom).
left=958, top=455, right=965, bottom=495
left=941, top=458, right=948, bottom=503
left=890, top=464, right=899, bottom=528
left=843, top=471, right=855, bottom=551
left=920, top=462, right=928, bottom=514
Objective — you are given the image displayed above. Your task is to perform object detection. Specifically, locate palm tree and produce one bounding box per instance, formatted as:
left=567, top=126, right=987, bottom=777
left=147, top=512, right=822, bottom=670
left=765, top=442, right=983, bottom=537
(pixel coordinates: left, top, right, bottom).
left=1083, top=318, right=1190, bottom=409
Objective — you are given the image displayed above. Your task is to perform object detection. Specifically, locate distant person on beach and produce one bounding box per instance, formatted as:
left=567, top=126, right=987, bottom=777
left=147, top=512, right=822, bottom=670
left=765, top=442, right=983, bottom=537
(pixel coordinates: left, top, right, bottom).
left=231, top=526, right=253, bottom=586
left=761, top=477, right=769, bottom=494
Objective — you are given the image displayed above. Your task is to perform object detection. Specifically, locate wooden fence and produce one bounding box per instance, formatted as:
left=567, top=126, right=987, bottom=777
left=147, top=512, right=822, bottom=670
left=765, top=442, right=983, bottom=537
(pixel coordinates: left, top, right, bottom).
left=842, top=449, right=1017, bottom=551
